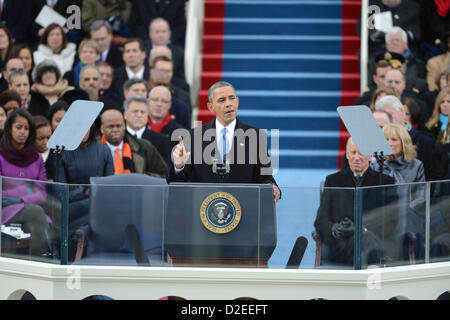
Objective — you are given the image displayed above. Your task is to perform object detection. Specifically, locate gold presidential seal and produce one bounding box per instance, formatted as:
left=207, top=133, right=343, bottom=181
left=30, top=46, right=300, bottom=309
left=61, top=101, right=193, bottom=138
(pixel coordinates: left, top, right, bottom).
left=200, top=192, right=242, bottom=234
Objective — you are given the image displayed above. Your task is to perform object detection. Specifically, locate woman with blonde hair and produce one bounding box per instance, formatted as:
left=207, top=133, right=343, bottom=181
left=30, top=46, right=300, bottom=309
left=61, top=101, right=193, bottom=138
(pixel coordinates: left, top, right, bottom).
left=63, top=39, right=100, bottom=88
left=372, top=123, right=424, bottom=182
left=424, top=87, right=450, bottom=145
left=371, top=123, right=426, bottom=260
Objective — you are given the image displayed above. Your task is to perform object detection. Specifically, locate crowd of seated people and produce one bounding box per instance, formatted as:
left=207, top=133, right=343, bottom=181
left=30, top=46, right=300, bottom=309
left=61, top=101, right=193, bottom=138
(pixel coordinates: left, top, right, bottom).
left=0, top=0, right=449, bottom=265
left=338, top=0, right=450, bottom=264
left=0, top=0, right=189, bottom=260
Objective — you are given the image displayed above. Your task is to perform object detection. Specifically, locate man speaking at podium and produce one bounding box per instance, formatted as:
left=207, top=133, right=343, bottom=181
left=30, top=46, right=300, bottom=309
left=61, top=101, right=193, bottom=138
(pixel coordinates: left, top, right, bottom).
left=167, top=81, right=281, bottom=204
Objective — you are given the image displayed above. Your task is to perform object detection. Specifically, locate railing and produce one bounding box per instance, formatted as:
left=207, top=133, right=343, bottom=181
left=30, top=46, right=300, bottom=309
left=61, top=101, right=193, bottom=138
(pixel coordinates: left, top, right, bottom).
left=184, top=0, right=204, bottom=110
left=1, top=175, right=450, bottom=299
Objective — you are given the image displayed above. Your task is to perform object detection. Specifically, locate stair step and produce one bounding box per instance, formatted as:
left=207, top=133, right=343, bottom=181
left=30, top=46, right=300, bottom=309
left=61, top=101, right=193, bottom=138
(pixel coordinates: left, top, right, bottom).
left=202, top=54, right=359, bottom=73
left=198, top=90, right=360, bottom=111
left=237, top=110, right=340, bottom=131
left=201, top=71, right=360, bottom=91
left=269, top=149, right=346, bottom=169
left=267, top=130, right=349, bottom=150
left=203, top=34, right=360, bottom=55
left=205, top=0, right=361, bottom=19
left=204, top=17, right=357, bottom=36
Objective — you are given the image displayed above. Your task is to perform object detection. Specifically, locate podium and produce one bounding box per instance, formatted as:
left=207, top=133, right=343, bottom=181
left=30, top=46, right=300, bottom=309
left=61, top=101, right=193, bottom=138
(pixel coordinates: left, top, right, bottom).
left=164, top=183, right=277, bottom=267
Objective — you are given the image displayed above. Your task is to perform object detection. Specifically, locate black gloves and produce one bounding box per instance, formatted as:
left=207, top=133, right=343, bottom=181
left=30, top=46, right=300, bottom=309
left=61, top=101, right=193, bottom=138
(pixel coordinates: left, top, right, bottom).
left=331, top=217, right=354, bottom=240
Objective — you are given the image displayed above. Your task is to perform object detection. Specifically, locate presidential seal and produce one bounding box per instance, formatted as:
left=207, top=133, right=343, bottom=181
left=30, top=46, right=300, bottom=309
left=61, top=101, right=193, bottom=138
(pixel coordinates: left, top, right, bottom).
left=200, top=192, right=242, bottom=234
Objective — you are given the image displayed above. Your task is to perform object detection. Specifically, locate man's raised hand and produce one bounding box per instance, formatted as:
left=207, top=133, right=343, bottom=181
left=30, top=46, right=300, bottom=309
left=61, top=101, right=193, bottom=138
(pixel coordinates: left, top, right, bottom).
left=173, top=136, right=191, bottom=169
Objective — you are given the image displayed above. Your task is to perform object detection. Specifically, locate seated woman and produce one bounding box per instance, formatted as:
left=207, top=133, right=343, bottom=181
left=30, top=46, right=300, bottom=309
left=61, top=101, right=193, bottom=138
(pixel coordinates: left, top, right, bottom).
left=33, top=115, right=52, bottom=164
left=53, top=121, right=113, bottom=259
left=33, top=23, right=76, bottom=76
left=31, top=60, right=75, bottom=107
left=0, top=90, right=21, bottom=116
left=424, top=87, right=450, bottom=145
left=63, top=39, right=100, bottom=88
left=0, top=109, right=51, bottom=257
left=370, top=123, right=426, bottom=260
left=7, top=69, right=50, bottom=116
left=47, top=100, right=70, bottom=133
left=9, top=44, right=35, bottom=86
left=0, top=25, right=14, bottom=71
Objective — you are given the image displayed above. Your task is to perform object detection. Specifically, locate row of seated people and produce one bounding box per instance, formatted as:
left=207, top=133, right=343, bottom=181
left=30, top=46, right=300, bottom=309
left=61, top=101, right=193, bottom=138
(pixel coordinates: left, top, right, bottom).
left=0, top=87, right=182, bottom=259
left=357, top=0, right=449, bottom=91
left=2, top=104, right=449, bottom=265
left=0, top=17, right=191, bottom=126
left=316, top=132, right=450, bottom=268
left=317, top=0, right=450, bottom=266
left=354, top=50, right=450, bottom=181
left=0, top=0, right=187, bottom=53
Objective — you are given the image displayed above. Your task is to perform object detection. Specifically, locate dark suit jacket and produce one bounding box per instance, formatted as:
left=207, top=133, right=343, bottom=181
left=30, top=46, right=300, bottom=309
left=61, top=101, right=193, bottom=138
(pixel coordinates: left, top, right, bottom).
left=141, top=127, right=171, bottom=166
left=170, top=96, right=191, bottom=129
left=314, top=167, right=397, bottom=245
left=167, top=118, right=279, bottom=188
left=169, top=43, right=185, bottom=80
left=104, top=44, right=124, bottom=69
left=111, top=65, right=150, bottom=101
left=2, top=0, right=33, bottom=45
left=356, top=0, right=421, bottom=57
left=160, top=119, right=183, bottom=140
left=129, top=0, right=187, bottom=47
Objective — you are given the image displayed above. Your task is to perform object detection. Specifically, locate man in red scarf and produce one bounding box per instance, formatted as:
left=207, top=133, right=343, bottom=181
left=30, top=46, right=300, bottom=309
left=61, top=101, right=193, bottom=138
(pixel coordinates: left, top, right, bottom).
left=147, top=85, right=183, bottom=140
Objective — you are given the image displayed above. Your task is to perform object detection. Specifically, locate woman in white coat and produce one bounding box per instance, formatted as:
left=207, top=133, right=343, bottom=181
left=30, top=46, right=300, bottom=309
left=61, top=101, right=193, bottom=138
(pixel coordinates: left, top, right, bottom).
left=33, top=24, right=76, bottom=76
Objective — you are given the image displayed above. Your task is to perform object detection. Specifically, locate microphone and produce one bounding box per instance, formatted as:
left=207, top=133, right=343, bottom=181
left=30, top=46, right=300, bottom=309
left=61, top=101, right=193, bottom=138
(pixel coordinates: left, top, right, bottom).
left=124, top=224, right=151, bottom=266
left=286, top=236, right=308, bottom=269
left=212, top=156, right=230, bottom=180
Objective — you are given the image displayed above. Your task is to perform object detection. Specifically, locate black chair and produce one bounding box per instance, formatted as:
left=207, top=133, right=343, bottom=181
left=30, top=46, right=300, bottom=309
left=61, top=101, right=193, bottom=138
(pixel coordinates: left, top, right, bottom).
left=73, top=173, right=169, bottom=266
left=313, top=181, right=416, bottom=268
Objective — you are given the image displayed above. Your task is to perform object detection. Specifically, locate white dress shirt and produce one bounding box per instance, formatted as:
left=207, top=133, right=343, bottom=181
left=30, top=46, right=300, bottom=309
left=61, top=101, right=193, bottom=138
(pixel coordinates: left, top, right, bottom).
left=215, top=119, right=236, bottom=160
left=126, top=66, right=145, bottom=80
left=105, top=140, right=124, bottom=160
left=174, top=119, right=236, bottom=173
left=126, top=126, right=146, bottom=139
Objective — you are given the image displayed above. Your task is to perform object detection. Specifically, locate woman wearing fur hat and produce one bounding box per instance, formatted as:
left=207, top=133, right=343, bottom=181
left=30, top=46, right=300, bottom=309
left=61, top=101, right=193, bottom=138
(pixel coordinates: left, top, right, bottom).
left=31, top=60, right=75, bottom=107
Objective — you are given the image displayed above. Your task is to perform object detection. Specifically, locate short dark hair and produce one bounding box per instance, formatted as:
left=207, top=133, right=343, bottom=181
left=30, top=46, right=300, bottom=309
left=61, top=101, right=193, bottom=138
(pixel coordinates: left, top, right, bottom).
left=0, top=90, right=21, bottom=107
left=40, top=23, right=68, bottom=52
left=151, top=55, right=172, bottom=69
left=0, top=109, right=36, bottom=150
left=33, top=115, right=51, bottom=130
left=47, top=100, right=69, bottom=122
left=123, top=78, right=148, bottom=93
left=124, top=38, right=145, bottom=52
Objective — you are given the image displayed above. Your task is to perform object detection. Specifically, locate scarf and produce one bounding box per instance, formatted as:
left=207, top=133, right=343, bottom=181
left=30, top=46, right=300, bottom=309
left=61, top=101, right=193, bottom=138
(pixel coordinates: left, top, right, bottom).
left=31, top=80, right=73, bottom=105
left=148, top=113, right=171, bottom=133
left=434, top=0, right=450, bottom=17
left=73, top=61, right=84, bottom=87
left=440, top=113, right=448, bottom=131
left=101, top=135, right=134, bottom=174
left=0, top=145, right=39, bottom=167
